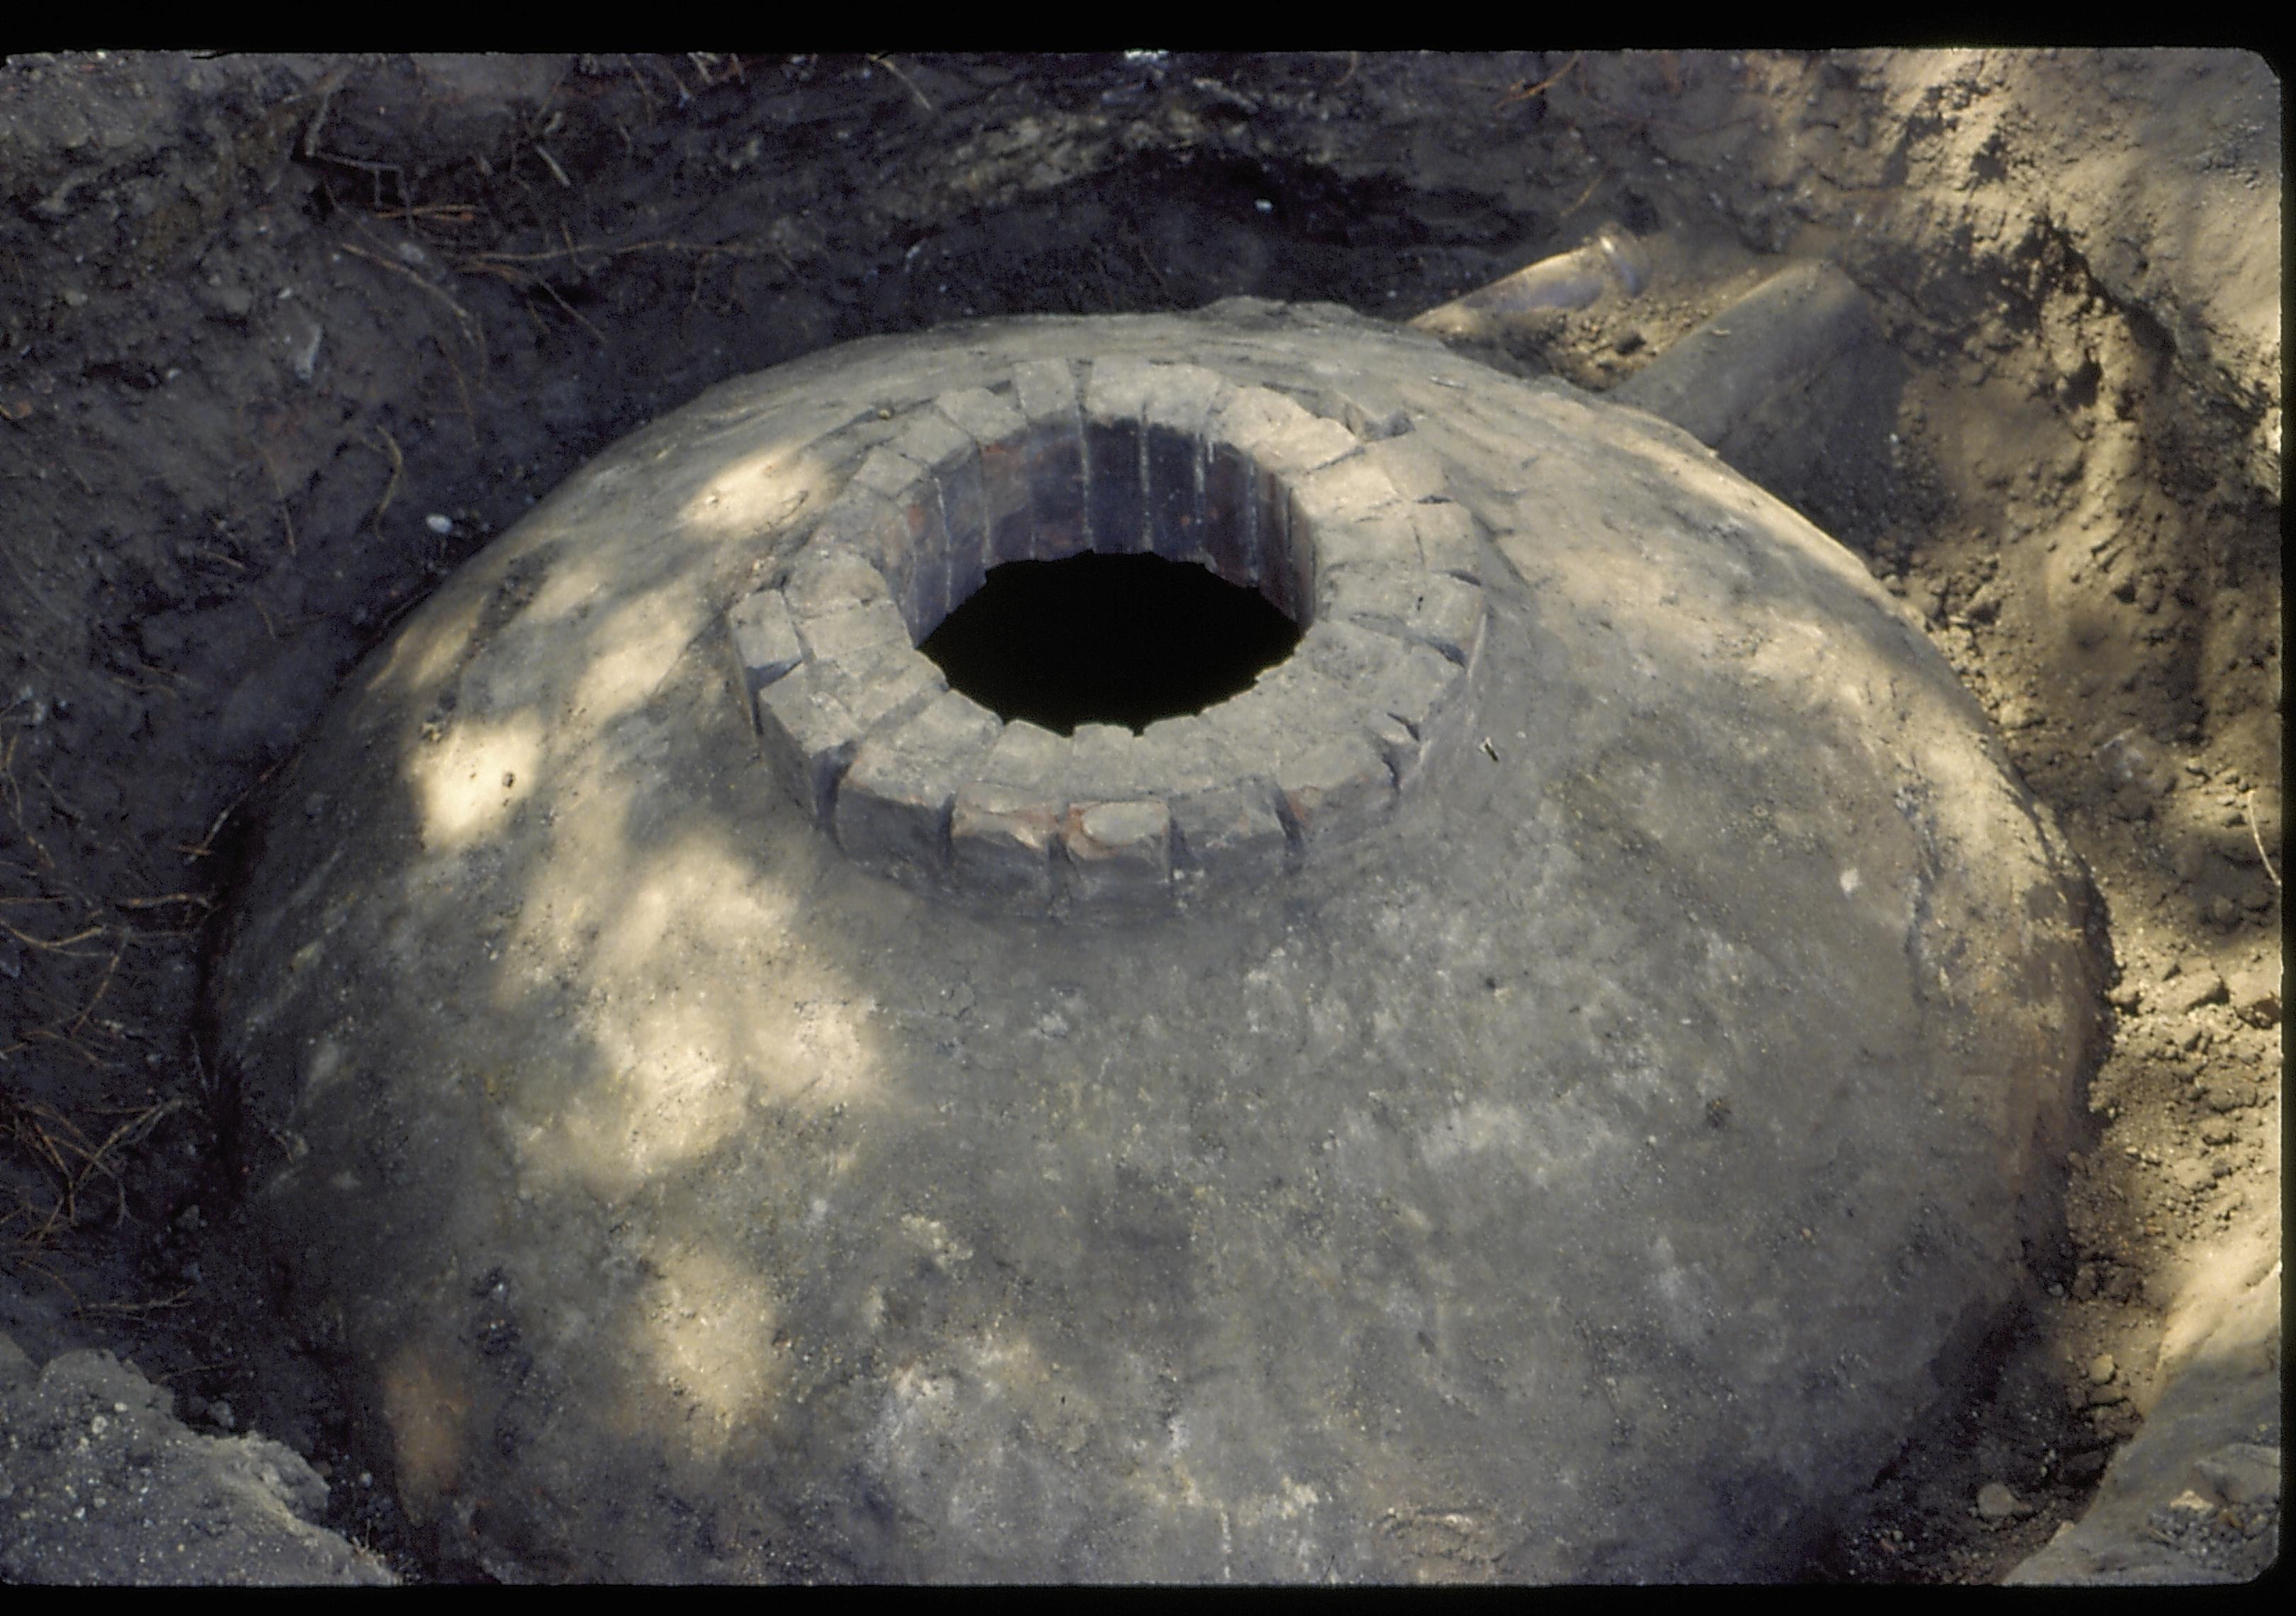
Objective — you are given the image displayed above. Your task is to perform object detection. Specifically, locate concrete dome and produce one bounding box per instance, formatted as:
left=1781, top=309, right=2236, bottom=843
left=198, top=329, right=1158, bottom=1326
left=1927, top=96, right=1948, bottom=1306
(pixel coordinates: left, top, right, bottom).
left=213, top=300, right=2105, bottom=1581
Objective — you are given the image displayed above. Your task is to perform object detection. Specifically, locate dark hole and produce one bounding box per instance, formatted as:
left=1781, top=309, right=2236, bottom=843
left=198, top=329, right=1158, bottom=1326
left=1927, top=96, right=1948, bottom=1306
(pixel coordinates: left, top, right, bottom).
left=919, top=551, right=1302, bottom=736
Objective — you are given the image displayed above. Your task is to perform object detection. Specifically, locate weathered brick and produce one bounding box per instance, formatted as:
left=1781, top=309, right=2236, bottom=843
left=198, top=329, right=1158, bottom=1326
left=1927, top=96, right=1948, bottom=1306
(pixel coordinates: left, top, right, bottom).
left=979, top=718, right=1069, bottom=788
left=1246, top=655, right=1356, bottom=738
left=1242, top=411, right=1359, bottom=481
left=844, top=446, right=945, bottom=619
left=1062, top=797, right=1172, bottom=909
left=1358, top=432, right=1448, bottom=503
left=1068, top=722, right=1154, bottom=802
left=1170, top=778, right=1290, bottom=881
left=951, top=780, right=1062, bottom=906
left=1139, top=364, right=1231, bottom=564
left=1144, top=424, right=1207, bottom=563
left=833, top=690, right=1003, bottom=878
left=1083, top=355, right=1159, bottom=425
left=1358, top=651, right=1468, bottom=792
left=1140, top=364, right=1229, bottom=433
left=728, top=588, right=804, bottom=717
left=1366, top=713, right=1430, bottom=792
left=848, top=442, right=926, bottom=502
left=1274, top=729, right=1397, bottom=849
left=1367, top=640, right=1470, bottom=744
left=1291, top=622, right=1465, bottom=792
left=1085, top=420, right=1145, bottom=554
left=1203, top=440, right=1262, bottom=590
left=1084, top=358, right=1157, bottom=556
left=1294, top=617, right=1400, bottom=691
left=811, top=639, right=944, bottom=736
left=793, top=595, right=909, bottom=664
left=935, top=387, right=1032, bottom=569
left=755, top=663, right=864, bottom=822
left=1127, top=721, right=1229, bottom=797
left=782, top=543, right=891, bottom=619
left=1012, top=360, right=1087, bottom=561
left=1186, top=685, right=1295, bottom=784
left=804, top=488, right=907, bottom=590
left=1309, top=506, right=1422, bottom=575
left=906, top=552, right=955, bottom=641
left=1410, top=574, right=1487, bottom=667
left=1011, top=357, right=1082, bottom=425
left=1259, top=480, right=1305, bottom=624
left=892, top=410, right=974, bottom=481
left=1322, top=566, right=1485, bottom=666
left=1289, top=453, right=1405, bottom=529
left=1412, top=500, right=1485, bottom=583
left=898, top=409, right=989, bottom=625
left=1210, top=386, right=1314, bottom=455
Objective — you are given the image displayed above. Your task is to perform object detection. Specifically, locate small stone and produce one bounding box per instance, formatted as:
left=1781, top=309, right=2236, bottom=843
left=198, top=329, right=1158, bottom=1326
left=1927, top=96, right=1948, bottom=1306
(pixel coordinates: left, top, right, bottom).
left=2160, top=967, right=2227, bottom=1015
left=2168, top=1158, right=2214, bottom=1195
left=2225, top=965, right=2280, bottom=1028
left=2088, top=1352, right=2117, bottom=1385
left=2105, top=981, right=2143, bottom=1011
left=425, top=512, right=454, bottom=535
left=2200, top=1118, right=2238, bottom=1146
left=2202, top=1082, right=2249, bottom=1113
left=1976, top=1481, right=2032, bottom=1521
left=2062, top=1449, right=2109, bottom=1483
left=2191, top=1442, right=2281, bottom=1508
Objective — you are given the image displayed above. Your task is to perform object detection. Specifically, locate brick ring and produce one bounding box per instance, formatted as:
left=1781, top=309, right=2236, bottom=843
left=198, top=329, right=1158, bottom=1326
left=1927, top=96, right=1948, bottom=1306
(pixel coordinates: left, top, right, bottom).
left=728, top=355, right=1488, bottom=916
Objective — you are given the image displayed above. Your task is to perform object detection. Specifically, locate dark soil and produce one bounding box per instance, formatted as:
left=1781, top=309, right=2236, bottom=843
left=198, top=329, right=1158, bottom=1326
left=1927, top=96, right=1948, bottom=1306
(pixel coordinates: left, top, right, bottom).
left=0, top=51, right=2279, bottom=1582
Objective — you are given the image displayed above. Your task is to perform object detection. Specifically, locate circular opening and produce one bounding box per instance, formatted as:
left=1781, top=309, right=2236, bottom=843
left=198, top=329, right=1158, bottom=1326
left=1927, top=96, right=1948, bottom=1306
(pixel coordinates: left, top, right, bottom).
left=744, top=358, right=1487, bottom=908
left=920, top=551, right=1304, bottom=735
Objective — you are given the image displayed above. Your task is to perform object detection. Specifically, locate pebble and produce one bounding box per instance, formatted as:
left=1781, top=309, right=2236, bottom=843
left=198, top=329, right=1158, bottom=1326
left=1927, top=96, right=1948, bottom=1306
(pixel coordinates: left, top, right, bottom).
left=2062, top=1448, right=2109, bottom=1483
left=2192, top=1442, right=2280, bottom=1508
left=2088, top=1352, right=2117, bottom=1385
left=1976, top=1481, right=2033, bottom=1521
left=2159, top=967, right=2227, bottom=1015
left=2225, top=966, right=2280, bottom=1028
left=2169, top=1158, right=2215, bottom=1194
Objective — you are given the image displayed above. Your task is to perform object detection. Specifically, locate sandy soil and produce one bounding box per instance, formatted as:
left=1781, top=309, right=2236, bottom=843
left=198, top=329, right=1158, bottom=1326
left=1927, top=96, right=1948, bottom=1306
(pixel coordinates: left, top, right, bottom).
left=0, top=51, right=2278, bottom=1581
